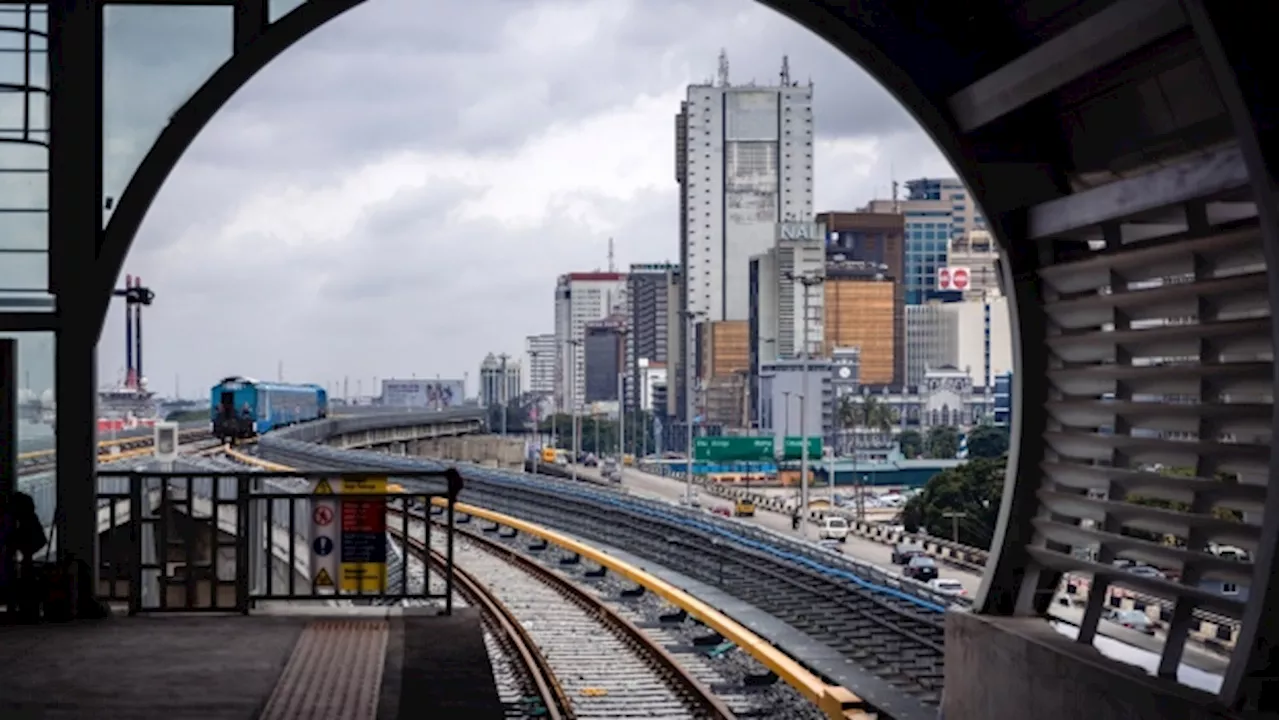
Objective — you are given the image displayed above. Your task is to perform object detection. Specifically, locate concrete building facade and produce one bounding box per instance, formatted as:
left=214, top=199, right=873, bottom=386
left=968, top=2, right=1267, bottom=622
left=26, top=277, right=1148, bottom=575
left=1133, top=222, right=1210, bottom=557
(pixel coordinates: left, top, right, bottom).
left=478, top=354, right=521, bottom=408
left=554, top=272, right=627, bottom=412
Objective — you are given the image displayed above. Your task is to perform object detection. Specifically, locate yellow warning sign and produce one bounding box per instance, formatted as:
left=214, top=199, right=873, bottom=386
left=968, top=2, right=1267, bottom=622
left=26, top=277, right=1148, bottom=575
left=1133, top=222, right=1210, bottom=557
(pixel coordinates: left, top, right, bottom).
left=314, top=479, right=334, bottom=495
left=314, top=567, right=335, bottom=588
left=340, top=477, right=387, bottom=495
left=340, top=563, right=386, bottom=593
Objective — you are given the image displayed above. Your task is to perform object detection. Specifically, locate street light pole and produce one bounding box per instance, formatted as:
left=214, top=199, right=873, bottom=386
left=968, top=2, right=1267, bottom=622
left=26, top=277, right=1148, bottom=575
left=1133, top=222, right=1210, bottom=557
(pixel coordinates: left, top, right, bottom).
left=788, top=271, right=824, bottom=529
left=567, top=338, right=581, bottom=482
left=682, top=309, right=701, bottom=500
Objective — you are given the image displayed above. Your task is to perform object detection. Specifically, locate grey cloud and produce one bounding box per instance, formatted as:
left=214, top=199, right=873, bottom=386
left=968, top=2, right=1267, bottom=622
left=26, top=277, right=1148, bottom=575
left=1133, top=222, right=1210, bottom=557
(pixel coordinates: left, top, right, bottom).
left=99, top=0, right=948, bottom=393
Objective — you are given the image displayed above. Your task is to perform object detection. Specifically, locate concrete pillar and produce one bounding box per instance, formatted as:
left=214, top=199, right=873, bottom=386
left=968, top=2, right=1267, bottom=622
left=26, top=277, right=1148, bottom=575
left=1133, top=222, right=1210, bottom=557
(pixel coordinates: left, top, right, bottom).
left=944, top=610, right=1231, bottom=720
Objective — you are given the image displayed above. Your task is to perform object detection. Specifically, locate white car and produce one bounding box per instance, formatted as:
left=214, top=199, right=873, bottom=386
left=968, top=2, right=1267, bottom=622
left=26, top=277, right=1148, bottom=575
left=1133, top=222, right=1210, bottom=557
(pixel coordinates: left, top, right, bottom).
left=818, top=516, right=850, bottom=542
left=929, top=578, right=967, bottom=597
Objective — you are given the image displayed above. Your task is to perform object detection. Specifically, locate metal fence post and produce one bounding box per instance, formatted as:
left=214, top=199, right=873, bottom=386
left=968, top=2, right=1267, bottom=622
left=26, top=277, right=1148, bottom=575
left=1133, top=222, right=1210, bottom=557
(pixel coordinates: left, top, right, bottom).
left=444, top=497, right=455, bottom=616
left=0, top=339, right=15, bottom=497
left=128, top=473, right=143, bottom=616
left=235, top=475, right=250, bottom=614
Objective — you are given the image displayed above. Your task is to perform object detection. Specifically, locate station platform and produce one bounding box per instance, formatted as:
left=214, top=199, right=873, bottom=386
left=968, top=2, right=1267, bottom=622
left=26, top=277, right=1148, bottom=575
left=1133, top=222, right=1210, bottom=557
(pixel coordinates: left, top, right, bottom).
left=0, top=607, right=503, bottom=720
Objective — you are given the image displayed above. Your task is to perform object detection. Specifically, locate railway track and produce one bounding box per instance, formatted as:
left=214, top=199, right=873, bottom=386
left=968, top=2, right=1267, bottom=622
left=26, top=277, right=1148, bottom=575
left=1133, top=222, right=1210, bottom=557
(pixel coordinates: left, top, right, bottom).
left=391, top=511, right=740, bottom=720
left=254, top=442, right=944, bottom=716
left=18, top=428, right=214, bottom=475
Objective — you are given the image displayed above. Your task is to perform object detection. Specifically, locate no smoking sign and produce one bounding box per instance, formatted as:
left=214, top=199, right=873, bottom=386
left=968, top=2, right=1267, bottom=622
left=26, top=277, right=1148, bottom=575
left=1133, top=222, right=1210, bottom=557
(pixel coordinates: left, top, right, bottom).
left=313, top=505, right=334, bottom=526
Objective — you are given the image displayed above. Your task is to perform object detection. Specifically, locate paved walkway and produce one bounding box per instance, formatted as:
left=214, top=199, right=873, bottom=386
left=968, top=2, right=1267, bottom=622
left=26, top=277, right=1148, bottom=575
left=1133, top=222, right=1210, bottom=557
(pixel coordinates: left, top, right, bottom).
left=0, top=608, right=501, bottom=719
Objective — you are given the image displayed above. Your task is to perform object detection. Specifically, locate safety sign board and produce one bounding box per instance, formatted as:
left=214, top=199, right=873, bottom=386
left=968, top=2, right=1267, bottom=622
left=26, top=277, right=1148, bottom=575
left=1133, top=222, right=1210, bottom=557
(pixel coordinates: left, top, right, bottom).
left=313, top=536, right=334, bottom=557
left=312, top=505, right=334, bottom=526
left=314, top=568, right=334, bottom=588
left=309, top=477, right=340, bottom=593
left=339, top=476, right=387, bottom=593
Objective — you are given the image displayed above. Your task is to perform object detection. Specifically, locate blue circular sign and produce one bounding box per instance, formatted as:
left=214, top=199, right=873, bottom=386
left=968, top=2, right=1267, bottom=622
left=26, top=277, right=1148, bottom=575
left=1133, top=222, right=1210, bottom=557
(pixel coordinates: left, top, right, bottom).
left=313, top=536, right=334, bottom=557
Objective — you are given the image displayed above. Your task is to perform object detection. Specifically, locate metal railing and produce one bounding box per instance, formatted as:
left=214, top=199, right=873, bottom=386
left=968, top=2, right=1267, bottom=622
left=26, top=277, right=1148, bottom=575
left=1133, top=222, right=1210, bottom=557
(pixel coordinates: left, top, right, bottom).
left=95, top=469, right=462, bottom=614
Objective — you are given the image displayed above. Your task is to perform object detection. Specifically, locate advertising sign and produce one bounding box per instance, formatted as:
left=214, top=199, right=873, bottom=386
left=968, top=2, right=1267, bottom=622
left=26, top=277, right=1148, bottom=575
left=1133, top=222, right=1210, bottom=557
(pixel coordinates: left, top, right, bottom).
left=937, top=266, right=971, bottom=292
left=381, top=379, right=465, bottom=408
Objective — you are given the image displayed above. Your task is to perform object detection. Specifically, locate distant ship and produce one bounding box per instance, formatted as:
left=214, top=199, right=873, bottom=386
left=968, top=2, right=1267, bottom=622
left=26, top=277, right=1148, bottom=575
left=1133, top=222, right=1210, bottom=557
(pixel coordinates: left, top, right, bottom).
left=96, top=375, right=159, bottom=433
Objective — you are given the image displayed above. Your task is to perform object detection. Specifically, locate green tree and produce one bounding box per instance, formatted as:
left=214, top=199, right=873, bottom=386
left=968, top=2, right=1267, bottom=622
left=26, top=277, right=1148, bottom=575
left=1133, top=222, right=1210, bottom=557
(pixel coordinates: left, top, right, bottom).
left=926, top=425, right=960, bottom=459
left=901, top=456, right=1006, bottom=548
left=837, top=394, right=895, bottom=454
left=898, top=428, right=923, bottom=459
left=966, top=424, right=1010, bottom=459
left=1123, top=466, right=1242, bottom=545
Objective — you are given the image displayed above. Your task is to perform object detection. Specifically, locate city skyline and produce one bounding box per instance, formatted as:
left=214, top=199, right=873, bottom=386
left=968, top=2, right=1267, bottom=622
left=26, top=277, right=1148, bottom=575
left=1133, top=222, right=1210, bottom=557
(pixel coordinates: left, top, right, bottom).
left=25, top=0, right=954, bottom=397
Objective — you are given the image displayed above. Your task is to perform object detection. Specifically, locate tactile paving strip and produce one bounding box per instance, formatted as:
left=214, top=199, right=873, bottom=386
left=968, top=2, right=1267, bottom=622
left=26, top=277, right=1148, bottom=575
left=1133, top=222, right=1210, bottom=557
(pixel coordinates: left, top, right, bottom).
left=259, top=620, right=390, bottom=720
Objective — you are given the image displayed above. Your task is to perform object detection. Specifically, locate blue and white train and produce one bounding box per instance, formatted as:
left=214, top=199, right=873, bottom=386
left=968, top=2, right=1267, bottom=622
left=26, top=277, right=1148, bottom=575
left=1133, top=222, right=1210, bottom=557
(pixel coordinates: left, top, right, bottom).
left=210, top=376, right=328, bottom=442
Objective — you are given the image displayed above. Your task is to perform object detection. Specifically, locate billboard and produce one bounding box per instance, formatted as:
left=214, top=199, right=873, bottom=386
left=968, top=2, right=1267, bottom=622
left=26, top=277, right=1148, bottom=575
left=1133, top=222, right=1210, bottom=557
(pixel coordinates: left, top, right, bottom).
left=936, top=266, right=972, bottom=292
left=381, top=379, right=465, bottom=408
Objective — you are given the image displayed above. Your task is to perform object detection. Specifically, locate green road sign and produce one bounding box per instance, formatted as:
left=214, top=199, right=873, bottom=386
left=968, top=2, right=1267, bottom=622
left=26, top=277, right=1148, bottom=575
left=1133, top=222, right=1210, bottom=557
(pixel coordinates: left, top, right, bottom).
left=694, top=436, right=774, bottom=462
left=781, top=436, right=823, bottom=460
left=692, top=436, right=823, bottom=462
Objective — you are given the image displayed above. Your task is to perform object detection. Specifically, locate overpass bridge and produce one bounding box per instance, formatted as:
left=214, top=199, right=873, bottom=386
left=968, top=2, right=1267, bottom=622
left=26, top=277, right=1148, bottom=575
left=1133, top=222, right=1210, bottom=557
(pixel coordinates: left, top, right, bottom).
left=0, top=1, right=1272, bottom=719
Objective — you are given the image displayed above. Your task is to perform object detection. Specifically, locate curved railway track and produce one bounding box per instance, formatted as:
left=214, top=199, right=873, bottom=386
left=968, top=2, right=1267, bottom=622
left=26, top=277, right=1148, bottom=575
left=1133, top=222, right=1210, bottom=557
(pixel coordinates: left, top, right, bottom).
left=391, top=511, right=738, bottom=720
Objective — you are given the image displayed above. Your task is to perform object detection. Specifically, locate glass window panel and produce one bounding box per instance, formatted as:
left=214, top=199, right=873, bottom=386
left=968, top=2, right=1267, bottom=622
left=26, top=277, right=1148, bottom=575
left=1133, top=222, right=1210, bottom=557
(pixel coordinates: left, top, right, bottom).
left=2, top=331, right=55, bottom=514
left=103, top=5, right=231, bottom=208
left=0, top=166, right=45, bottom=212
left=270, top=0, right=309, bottom=22
left=0, top=207, right=46, bottom=251
left=0, top=248, right=45, bottom=291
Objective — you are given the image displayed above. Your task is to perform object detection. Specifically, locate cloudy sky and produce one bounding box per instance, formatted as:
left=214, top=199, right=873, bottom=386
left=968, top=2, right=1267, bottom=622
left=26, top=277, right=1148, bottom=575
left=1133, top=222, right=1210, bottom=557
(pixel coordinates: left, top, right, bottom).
left=77, top=0, right=954, bottom=400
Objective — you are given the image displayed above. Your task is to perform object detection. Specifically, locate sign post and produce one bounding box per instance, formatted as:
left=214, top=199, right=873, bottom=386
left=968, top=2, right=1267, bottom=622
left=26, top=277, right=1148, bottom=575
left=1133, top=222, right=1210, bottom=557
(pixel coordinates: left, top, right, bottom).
left=339, top=477, right=388, bottom=593
left=309, top=478, right=339, bottom=592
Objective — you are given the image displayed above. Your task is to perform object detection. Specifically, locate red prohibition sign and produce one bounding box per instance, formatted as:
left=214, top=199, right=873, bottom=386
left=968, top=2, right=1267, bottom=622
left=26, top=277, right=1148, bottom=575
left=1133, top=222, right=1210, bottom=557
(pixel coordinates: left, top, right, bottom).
left=313, top=505, right=334, bottom=526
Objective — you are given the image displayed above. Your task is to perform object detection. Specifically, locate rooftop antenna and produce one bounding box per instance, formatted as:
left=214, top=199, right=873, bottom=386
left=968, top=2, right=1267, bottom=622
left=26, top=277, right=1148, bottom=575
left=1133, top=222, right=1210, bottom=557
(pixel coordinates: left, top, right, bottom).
left=717, top=48, right=730, bottom=87
left=277, top=360, right=283, bottom=382
left=891, top=163, right=901, bottom=213
left=607, top=237, right=615, bottom=272
left=780, top=55, right=790, bottom=86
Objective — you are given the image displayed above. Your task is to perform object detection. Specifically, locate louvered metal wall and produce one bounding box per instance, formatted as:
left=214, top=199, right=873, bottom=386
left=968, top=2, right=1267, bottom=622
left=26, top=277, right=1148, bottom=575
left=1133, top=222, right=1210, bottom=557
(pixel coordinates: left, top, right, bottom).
left=979, top=144, right=1275, bottom=707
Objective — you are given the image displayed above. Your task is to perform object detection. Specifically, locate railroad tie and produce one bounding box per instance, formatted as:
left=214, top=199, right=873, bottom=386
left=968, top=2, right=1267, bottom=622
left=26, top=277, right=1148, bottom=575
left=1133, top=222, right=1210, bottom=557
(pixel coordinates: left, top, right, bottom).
left=259, top=620, right=390, bottom=720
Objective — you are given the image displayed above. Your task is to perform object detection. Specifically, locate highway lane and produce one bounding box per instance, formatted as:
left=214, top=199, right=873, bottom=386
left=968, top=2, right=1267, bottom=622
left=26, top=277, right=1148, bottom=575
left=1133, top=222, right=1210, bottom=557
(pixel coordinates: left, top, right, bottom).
left=564, top=463, right=985, bottom=596
left=562, top=464, right=1232, bottom=678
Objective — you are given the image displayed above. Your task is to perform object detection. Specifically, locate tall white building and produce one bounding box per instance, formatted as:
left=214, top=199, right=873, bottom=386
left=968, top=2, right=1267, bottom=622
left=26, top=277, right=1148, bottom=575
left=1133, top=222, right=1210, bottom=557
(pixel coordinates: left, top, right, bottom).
left=749, top=228, right=826, bottom=362
left=479, top=353, right=522, bottom=408
left=525, top=333, right=557, bottom=396
left=677, top=52, right=814, bottom=324
left=946, top=229, right=1002, bottom=300
left=554, top=272, right=628, bottom=413
left=905, top=296, right=1011, bottom=388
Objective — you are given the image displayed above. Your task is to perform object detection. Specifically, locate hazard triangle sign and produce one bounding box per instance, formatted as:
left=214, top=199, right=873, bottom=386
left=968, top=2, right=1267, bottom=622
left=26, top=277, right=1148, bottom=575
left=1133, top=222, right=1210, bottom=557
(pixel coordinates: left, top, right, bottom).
left=313, top=479, right=333, bottom=495
left=314, top=568, right=335, bottom=588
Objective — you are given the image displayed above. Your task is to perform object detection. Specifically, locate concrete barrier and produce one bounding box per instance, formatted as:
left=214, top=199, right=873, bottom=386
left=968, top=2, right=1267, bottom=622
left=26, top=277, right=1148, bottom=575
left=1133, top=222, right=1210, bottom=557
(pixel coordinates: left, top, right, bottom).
left=699, top=481, right=990, bottom=572
left=1059, top=575, right=1238, bottom=653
